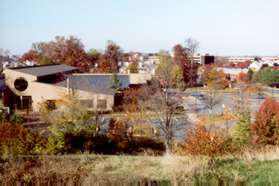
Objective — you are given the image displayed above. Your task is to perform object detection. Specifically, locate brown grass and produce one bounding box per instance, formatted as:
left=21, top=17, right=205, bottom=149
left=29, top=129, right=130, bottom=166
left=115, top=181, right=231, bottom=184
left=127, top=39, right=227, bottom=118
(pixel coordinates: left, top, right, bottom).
left=2, top=146, right=279, bottom=184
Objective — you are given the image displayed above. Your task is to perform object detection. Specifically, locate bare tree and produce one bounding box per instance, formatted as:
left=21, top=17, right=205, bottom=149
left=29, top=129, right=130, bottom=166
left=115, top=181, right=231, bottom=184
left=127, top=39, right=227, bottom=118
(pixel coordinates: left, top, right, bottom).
left=139, top=86, right=188, bottom=153
left=204, top=88, right=221, bottom=114
left=185, top=38, right=199, bottom=56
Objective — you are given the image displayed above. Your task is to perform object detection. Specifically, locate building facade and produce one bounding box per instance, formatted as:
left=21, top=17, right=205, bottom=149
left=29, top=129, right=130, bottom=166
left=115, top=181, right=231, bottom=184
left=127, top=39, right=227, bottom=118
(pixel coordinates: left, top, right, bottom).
left=3, top=64, right=151, bottom=112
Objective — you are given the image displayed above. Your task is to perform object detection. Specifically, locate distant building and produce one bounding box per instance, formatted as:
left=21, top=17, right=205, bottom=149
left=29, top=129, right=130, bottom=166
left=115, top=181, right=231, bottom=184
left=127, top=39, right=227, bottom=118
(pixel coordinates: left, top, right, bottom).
left=249, top=59, right=279, bottom=71
left=217, top=67, right=248, bottom=81
left=228, top=56, right=254, bottom=63
left=227, top=56, right=279, bottom=64
left=119, top=52, right=160, bottom=75
left=201, top=55, right=215, bottom=65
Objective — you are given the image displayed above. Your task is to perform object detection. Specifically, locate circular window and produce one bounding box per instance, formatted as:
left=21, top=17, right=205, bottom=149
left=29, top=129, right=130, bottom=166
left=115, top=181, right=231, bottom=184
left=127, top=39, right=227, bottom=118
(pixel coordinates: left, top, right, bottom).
left=14, top=78, right=28, bottom=91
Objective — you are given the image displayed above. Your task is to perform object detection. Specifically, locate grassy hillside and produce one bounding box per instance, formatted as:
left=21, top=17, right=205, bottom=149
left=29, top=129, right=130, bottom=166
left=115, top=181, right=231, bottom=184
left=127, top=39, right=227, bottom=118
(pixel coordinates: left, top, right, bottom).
left=1, top=147, right=279, bottom=185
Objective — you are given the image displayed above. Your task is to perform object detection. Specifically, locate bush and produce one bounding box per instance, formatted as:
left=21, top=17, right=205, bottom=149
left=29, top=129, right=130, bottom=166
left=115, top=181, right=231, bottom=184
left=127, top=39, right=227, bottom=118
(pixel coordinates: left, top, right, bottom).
left=231, top=111, right=251, bottom=146
left=46, top=117, right=165, bottom=155
left=45, top=94, right=96, bottom=154
left=9, top=112, right=24, bottom=124
left=251, top=97, right=279, bottom=145
left=91, top=119, right=165, bottom=155
left=184, top=124, right=237, bottom=156
left=0, top=123, right=45, bottom=158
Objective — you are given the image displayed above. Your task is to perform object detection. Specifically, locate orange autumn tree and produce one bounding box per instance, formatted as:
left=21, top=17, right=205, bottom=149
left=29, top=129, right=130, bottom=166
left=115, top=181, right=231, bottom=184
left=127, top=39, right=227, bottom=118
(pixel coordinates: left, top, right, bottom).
left=251, top=97, right=279, bottom=145
left=184, top=124, right=236, bottom=156
left=237, top=72, right=249, bottom=83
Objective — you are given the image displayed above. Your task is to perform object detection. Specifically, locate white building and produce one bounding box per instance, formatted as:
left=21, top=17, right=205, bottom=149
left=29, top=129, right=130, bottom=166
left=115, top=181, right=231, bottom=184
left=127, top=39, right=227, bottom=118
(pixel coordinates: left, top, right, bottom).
left=217, top=67, right=248, bottom=80
left=249, top=59, right=279, bottom=71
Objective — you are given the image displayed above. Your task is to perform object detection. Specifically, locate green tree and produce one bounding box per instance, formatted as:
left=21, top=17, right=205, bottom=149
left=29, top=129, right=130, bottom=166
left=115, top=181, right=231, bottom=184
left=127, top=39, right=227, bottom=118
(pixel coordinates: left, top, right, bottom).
left=156, top=51, right=185, bottom=89
left=171, top=64, right=186, bottom=90
left=111, top=73, right=122, bottom=93
left=231, top=110, right=251, bottom=146
left=253, top=67, right=279, bottom=86
left=156, top=51, right=173, bottom=88
left=247, top=68, right=254, bottom=82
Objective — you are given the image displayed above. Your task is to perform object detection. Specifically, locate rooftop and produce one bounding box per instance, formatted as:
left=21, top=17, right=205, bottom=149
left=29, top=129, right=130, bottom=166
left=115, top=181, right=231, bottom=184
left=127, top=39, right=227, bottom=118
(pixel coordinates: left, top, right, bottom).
left=10, top=64, right=77, bottom=77
left=57, top=74, right=130, bottom=94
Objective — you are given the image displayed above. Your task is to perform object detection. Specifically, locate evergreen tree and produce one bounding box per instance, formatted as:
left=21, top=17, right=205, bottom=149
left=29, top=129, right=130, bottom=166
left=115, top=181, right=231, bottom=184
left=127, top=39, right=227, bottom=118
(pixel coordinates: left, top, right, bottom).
left=231, top=110, right=251, bottom=145
left=111, top=73, right=121, bottom=93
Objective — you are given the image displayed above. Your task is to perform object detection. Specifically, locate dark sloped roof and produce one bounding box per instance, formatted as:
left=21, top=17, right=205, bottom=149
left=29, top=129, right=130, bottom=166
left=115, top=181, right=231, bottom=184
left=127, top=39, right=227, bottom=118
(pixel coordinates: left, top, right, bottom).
left=57, top=74, right=130, bottom=94
left=11, top=64, right=77, bottom=77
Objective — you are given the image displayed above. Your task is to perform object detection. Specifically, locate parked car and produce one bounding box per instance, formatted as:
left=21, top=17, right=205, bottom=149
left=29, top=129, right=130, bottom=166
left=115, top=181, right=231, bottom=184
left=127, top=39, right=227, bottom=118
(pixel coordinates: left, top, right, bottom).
left=252, top=94, right=266, bottom=99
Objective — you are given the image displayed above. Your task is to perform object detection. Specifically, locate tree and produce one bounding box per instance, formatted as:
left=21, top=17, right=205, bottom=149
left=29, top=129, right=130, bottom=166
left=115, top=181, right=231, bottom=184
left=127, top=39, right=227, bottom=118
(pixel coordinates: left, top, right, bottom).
left=170, top=64, right=186, bottom=90
left=203, top=67, right=228, bottom=90
left=172, top=44, right=198, bottom=87
left=156, top=51, right=174, bottom=88
left=87, top=49, right=101, bottom=71
left=184, top=124, right=235, bottom=156
left=253, top=67, right=279, bottom=86
left=247, top=69, right=254, bottom=81
left=0, top=123, right=44, bottom=156
left=204, top=88, right=221, bottom=114
left=185, top=38, right=199, bottom=58
left=156, top=51, right=185, bottom=89
left=140, top=84, right=187, bottom=153
left=127, top=62, right=139, bottom=73
left=20, top=50, right=40, bottom=62
left=97, top=56, right=112, bottom=73
left=231, top=110, right=251, bottom=146
left=45, top=94, right=96, bottom=153
left=233, top=84, right=250, bottom=115
left=25, top=36, right=91, bottom=72
left=140, top=60, right=189, bottom=153
left=111, top=73, right=122, bottom=93
left=101, top=41, right=122, bottom=73
left=203, top=67, right=228, bottom=113
left=251, top=97, right=279, bottom=145
left=237, top=72, right=249, bottom=83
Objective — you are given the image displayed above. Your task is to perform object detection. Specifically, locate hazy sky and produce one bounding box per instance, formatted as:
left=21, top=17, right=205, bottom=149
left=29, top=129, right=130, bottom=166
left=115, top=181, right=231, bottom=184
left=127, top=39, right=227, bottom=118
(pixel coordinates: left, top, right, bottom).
left=0, top=0, right=278, bottom=56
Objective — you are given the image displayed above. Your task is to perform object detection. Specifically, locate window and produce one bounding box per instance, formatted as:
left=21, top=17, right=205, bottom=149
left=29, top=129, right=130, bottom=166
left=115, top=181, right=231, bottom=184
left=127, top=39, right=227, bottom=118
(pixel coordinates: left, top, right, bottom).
left=14, top=77, right=28, bottom=91
left=80, top=99, right=93, bottom=108
left=97, top=99, right=107, bottom=109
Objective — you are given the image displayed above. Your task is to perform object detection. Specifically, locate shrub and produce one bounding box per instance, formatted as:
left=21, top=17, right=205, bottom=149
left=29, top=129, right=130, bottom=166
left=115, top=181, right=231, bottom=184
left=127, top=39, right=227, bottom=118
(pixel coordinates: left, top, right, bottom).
left=251, top=97, right=279, bottom=145
left=184, top=124, right=236, bottom=156
left=45, top=94, right=96, bottom=154
left=231, top=111, right=251, bottom=146
left=46, top=116, right=165, bottom=155
left=38, top=100, right=57, bottom=123
left=46, top=125, right=96, bottom=154
left=9, top=112, right=24, bottom=124
left=104, top=118, right=165, bottom=155
left=0, top=123, right=45, bottom=158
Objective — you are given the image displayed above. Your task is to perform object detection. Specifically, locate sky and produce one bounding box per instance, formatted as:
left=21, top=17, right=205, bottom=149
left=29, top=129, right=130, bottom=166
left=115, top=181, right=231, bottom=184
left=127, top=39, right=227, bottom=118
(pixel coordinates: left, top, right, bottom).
left=0, top=0, right=279, bottom=56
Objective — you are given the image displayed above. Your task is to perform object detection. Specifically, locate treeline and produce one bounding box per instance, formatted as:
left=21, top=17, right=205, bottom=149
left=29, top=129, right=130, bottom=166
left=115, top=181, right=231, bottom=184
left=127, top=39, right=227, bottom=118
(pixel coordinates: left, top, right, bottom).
left=20, top=37, right=122, bottom=73
left=20, top=36, right=201, bottom=87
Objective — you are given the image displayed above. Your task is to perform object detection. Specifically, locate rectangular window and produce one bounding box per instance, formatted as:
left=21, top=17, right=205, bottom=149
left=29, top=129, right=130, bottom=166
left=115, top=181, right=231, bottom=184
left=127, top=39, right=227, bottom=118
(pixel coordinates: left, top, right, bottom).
left=97, top=99, right=107, bottom=109
left=80, top=99, right=94, bottom=108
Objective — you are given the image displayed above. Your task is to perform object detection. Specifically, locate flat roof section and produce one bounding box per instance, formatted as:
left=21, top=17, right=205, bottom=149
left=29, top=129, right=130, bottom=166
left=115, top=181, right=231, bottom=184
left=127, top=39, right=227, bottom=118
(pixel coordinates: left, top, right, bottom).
left=10, top=64, right=77, bottom=77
